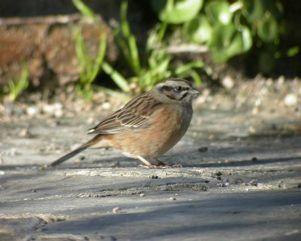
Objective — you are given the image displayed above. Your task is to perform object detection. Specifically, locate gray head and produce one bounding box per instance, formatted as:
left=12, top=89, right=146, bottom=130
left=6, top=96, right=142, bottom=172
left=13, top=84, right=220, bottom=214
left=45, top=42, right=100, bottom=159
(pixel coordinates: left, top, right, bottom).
left=155, top=78, right=200, bottom=104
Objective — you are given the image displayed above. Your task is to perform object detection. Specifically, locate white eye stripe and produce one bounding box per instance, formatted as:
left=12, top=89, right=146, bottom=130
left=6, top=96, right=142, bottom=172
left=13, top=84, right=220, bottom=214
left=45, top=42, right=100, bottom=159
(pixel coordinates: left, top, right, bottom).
left=179, top=91, right=188, bottom=100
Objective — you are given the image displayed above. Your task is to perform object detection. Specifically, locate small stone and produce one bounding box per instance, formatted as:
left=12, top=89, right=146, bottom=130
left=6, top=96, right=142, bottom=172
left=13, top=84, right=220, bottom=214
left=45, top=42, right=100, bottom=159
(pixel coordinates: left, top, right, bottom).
left=221, top=181, right=229, bottom=187
left=26, top=106, right=39, bottom=116
left=151, top=175, right=159, bottom=179
left=42, top=102, right=63, bottom=117
left=278, top=181, right=287, bottom=189
left=18, top=128, right=33, bottom=138
left=216, top=171, right=223, bottom=177
left=112, top=207, right=121, bottom=214
left=277, top=76, right=285, bottom=85
left=169, top=197, right=176, bottom=201
left=252, top=107, right=259, bottom=115
left=19, top=128, right=28, bottom=137
left=254, top=98, right=261, bottom=107
left=249, top=126, right=256, bottom=134
left=102, top=102, right=111, bottom=110
left=198, top=147, right=208, bottom=152
left=0, top=170, right=5, bottom=175
left=251, top=157, right=258, bottom=162
left=284, top=94, right=297, bottom=106
left=222, top=76, right=234, bottom=90
left=87, top=117, right=94, bottom=124
left=139, top=193, right=145, bottom=197
left=248, top=179, right=258, bottom=186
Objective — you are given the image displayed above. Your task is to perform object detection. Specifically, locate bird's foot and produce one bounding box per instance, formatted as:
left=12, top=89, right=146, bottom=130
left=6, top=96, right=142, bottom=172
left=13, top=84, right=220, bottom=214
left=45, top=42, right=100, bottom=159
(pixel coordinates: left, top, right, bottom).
left=139, top=161, right=182, bottom=169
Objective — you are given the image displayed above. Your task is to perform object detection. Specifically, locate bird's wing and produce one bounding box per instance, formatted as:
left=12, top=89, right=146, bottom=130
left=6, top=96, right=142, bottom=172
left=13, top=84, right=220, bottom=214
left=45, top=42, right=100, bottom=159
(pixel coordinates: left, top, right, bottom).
left=88, top=92, right=162, bottom=135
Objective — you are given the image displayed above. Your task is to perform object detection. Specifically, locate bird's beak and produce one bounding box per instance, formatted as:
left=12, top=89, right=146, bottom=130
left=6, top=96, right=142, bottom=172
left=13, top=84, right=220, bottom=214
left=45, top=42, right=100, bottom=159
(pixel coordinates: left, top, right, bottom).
left=189, top=88, right=200, bottom=98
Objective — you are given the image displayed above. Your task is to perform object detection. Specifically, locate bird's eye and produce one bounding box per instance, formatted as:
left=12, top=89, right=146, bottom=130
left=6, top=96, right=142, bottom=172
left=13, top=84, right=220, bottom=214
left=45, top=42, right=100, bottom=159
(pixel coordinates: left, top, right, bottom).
left=174, top=86, right=182, bottom=92
left=161, top=85, right=172, bottom=91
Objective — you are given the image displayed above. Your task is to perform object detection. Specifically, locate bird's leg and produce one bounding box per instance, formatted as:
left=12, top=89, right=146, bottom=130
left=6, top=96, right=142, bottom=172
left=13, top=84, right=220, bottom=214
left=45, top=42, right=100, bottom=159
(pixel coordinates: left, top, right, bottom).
left=135, top=156, right=164, bottom=168
left=153, top=158, right=183, bottom=168
left=135, top=156, right=156, bottom=168
left=154, top=159, right=169, bottom=167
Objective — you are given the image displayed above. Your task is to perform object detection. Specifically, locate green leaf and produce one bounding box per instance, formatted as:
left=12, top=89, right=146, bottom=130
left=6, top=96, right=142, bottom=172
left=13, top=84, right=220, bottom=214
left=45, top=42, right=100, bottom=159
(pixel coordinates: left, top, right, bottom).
left=184, top=16, right=212, bottom=44
left=257, top=13, right=278, bottom=42
left=102, top=62, right=130, bottom=92
left=210, top=24, right=252, bottom=62
left=242, top=0, right=282, bottom=22
left=242, top=0, right=265, bottom=22
left=128, top=35, right=141, bottom=75
left=152, top=0, right=203, bottom=24
left=175, top=60, right=204, bottom=74
left=72, top=0, right=95, bottom=20
left=120, top=1, right=131, bottom=37
left=206, top=0, right=232, bottom=25
left=7, top=66, right=29, bottom=101
left=287, top=46, right=299, bottom=57
left=90, top=34, right=107, bottom=82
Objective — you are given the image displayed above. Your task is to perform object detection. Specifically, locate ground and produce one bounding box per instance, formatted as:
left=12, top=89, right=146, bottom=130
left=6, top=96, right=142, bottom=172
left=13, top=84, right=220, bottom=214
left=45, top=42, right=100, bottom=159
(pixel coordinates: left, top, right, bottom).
left=0, top=78, right=301, bottom=240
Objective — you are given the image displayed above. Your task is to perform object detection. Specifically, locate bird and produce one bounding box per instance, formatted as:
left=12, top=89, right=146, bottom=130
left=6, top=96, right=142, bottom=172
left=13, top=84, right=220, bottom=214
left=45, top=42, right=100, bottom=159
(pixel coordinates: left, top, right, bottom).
left=49, top=78, right=199, bottom=168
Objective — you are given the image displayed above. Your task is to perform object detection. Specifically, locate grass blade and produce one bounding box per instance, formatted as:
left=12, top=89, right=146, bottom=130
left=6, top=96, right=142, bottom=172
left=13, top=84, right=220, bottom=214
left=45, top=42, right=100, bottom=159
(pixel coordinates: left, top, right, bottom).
left=102, top=61, right=130, bottom=92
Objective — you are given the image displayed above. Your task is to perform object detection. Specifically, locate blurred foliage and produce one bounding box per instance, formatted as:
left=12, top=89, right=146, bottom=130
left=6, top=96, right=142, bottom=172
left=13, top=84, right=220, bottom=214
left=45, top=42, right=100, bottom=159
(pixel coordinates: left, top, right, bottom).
left=73, top=0, right=107, bottom=99
left=152, top=0, right=204, bottom=24
left=74, top=29, right=107, bottom=99
left=151, top=0, right=286, bottom=64
left=3, top=66, right=29, bottom=101
left=73, top=0, right=203, bottom=94
left=112, top=1, right=203, bottom=92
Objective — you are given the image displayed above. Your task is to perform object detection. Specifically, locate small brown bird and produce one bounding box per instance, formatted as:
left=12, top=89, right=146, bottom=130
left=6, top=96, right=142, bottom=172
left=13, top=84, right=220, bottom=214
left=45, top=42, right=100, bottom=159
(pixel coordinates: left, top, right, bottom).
left=50, top=78, right=199, bottom=167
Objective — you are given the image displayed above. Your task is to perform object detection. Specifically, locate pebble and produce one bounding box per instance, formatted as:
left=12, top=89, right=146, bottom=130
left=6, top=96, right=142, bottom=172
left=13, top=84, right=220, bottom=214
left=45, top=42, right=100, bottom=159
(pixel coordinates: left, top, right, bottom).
left=18, top=128, right=33, bottom=138
left=247, top=179, right=258, bottom=186
left=278, top=181, right=287, bottom=189
left=86, top=117, right=94, bottom=124
left=26, top=106, right=39, bottom=116
left=222, top=76, right=234, bottom=90
left=220, top=181, right=229, bottom=187
left=102, top=102, right=111, bottom=110
left=139, top=193, right=145, bottom=197
left=252, top=157, right=258, bottom=162
left=169, top=197, right=176, bottom=201
left=42, top=102, right=63, bottom=117
left=248, top=126, right=256, bottom=134
left=284, top=94, right=297, bottom=106
left=112, top=207, right=121, bottom=214
left=198, top=147, right=208, bottom=152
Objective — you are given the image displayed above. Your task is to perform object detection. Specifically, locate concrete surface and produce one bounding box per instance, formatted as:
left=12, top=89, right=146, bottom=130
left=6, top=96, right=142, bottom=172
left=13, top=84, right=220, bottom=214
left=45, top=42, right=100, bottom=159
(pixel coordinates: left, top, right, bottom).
left=0, top=105, right=301, bottom=241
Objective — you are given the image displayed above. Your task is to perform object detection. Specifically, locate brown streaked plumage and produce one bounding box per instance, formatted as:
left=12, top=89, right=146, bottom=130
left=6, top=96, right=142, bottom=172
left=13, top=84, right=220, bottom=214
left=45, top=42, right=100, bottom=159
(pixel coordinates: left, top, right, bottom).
left=50, top=78, right=199, bottom=167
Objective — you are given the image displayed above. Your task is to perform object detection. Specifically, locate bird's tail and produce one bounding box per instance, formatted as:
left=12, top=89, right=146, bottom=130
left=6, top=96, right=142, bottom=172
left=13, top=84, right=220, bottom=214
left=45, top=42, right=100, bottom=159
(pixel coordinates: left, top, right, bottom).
left=49, top=135, right=101, bottom=167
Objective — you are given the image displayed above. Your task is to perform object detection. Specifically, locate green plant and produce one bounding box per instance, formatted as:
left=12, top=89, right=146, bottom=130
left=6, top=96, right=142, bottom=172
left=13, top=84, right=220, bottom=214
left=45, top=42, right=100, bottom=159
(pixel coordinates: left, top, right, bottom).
left=72, top=0, right=107, bottom=99
left=5, top=66, right=29, bottom=101
left=73, top=0, right=130, bottom=95
left=152, top=0, right=284, bottom=63
left=72, top=0, right=203, bottom=94
left=109, top=1, right=203, bottom=92
left=74, top=29, right=107, bottom=99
